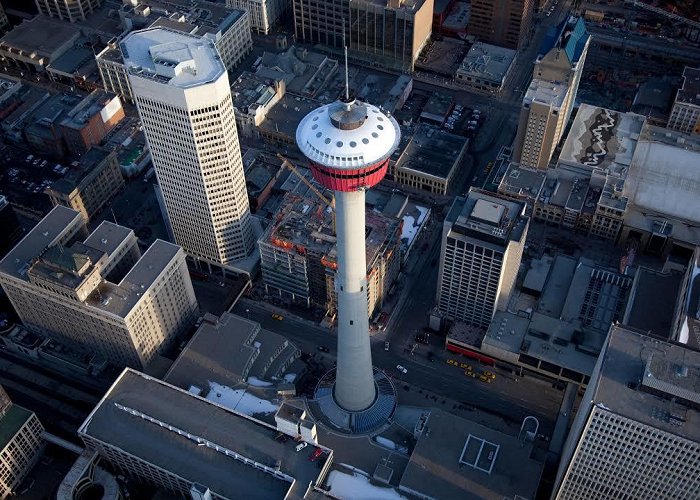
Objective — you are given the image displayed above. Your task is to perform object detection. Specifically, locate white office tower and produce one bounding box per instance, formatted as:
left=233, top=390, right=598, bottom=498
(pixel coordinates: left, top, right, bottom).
left=122, top=28, right=253, bottom=267
left=554, top=325, right=700, bottom=499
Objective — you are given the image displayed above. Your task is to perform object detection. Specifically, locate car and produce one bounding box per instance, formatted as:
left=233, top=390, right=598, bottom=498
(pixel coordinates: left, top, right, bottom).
left=384, top=341, right=390, bottom=351
left=271, top=313, right=284, bottom=321
left=482, top=370, right=496, bottom=379
left=396, top=364, right=407, bottom=374
left=479, top=374, right=493, bottom=383
left=295, top=442, right=308, bottom=452
left=309, top=448, right=325, bottom=461
left=465, top=370, right=477, bottom=378
left=317, top=345, right=329, bottom=353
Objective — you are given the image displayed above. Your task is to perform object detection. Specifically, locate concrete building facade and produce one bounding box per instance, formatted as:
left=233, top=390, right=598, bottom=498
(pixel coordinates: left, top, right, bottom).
left=436, top=190, right=528, bottom=329
left=45, top=148, right=125, bottom=223
left=226, top=0, right=286, bottom=34
left=667, top=66, right=700, bottom=136
left=293, top=0, right=433, bottom=71
left=554, top=325, right=700, bottom=499
left=35, top=0, right=102, bottom=22
left=123, top=28, right=254, bottom=267
left=468, top=0, right=533, bottom=49
left=0, top=207, right=199, bottom=369
left=0, top=387, right=44, bottom=499
left=514, top=17, right=590, bottom=169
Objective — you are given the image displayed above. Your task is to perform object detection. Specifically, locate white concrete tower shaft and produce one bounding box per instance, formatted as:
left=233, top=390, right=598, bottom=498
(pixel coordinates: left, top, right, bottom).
left=334, top=189, right=376, bottom=411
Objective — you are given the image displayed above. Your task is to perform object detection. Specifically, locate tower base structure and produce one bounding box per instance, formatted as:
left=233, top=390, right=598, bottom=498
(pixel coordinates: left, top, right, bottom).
left=308, top=368, right=397, bottom=435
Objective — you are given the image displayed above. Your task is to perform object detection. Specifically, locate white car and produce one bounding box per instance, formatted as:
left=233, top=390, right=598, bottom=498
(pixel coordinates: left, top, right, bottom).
left=396, top=364, right=408, bottom=374
left=295, top=442, right=308, bottom=452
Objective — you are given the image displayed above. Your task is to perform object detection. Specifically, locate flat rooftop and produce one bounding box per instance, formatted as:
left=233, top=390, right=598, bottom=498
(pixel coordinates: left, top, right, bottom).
left=395, top=124, right=468, bottom=180
left=0, top=16, right=80, bottom=60
left=400, top=409, right=543, bottom=500
left=231, top=71, right=278, bottom=113
left=0, top=404, right=32, bottom=450
left=498, top=163, right=546, bottom=201
left=79, top=369, right=325, bottom=500
left=676, top=66, right=700, bottom=106
left=457, top=42, right=515, bottom=84
left=46, top=148, right=113, bottom=195
left=121, top=27, right=225, bottom=88
left=594, top=325, right=700, bottom=443
left=623, top=268, right=683, bottom=340
left=61, top=90, right=120, bottom=131
left=258, top=94, right=319, bottom=141
left=164, top=312, right=297, bottom=391
left=558, top=103, right=645, bottom=176
left=524, top=79, right=567, bottom=108
left=447, top=191, right=527, bottom=247
left=623, top=123, right=700, bottom=223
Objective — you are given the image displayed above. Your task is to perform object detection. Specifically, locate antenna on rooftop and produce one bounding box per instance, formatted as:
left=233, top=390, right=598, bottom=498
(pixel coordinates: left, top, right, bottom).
left=342, top=18, right=350, bottom=103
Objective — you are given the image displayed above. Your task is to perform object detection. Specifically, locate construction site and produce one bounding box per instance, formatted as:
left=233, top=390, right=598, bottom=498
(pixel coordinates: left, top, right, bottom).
left=258, top=190, right=402, bottom=322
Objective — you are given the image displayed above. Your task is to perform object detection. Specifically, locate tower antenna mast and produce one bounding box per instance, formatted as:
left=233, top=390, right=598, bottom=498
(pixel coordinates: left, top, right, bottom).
left=343, top=18, right=349, bottom=102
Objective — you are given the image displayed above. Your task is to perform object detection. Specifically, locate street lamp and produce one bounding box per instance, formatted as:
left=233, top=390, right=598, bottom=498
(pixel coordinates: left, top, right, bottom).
left=245, top=308, right=250, bottom=320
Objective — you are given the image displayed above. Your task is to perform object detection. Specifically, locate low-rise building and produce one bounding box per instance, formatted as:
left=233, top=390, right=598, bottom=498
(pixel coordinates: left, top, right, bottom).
left=242, top=149, right=283, bottom=212
left=392, top=123, right=468, bottom=195
left=496, top=162, right=546, bottom=206
left=0, top=207, right=199, bottom=369
left=60, top=90, right=125, bottom=156
left=0, top=16, right=82, bottom=72
left=230, top=71, right=285, bottom=137
left=256, top=46, right=338, bottom=99
left=455, top=42, right=516, bottom=93
left=0, top=385, right=44, bottom=498
left=45, top=147, right=124, bottom=223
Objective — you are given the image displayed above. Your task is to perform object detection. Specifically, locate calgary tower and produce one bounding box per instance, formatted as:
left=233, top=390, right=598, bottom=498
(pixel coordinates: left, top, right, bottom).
left=296, top=64, right=400, bottom=413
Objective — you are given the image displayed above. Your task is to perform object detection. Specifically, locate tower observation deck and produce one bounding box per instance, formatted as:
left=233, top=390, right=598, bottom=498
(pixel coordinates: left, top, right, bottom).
left=296, top=97, right=400, bottom=420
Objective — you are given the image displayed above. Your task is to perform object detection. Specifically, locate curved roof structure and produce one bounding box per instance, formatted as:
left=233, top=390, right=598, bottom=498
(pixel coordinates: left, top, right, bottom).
left=296, top=99, right=400, bottom=170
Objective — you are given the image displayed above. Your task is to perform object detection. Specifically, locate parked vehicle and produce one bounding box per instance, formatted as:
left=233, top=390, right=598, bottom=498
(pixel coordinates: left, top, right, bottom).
left=295, top=442, right=308, bottom=452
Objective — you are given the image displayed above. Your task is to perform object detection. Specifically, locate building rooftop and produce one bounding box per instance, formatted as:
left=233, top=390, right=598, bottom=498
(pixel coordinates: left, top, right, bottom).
left=559, top=104, right=645, bottom=177
left=79, top=369, right=327, bottom=500
left=447, top=190, right=528, bottom=247
left=164, top=312, right=298, bottom=392
left=46, top=148, right=113, bottom=196
left=0, top=16, right=81, bottom=64
left=83, top=221, right=135, bottom=261
left=262, top=192, right=399, bottom=271
left=127, top=0, right=245, bottom=37
left=258, top=46, right=337, bottom=98
left=420, top=92, right=454, bottom=123
left=61, top=90, right=121, bottom=131
left=623, top=268, right=683, bottom=340
left=400, top=409, right=543, bottom=500
left=675, top=66, right=700, bottom=106
left=121, top=27, right=225, bottom=88
left=524, top=79, right=568, bottom=109
left=258, top=94, right=320, bottom=143
left=538, top=16, right=589, bottom=66
left=231, top=71, right=279, bottom=115
left=0, top=404, right=32, bottom=450
left=593, top=325, right=700, bottom=443
left=0, top=206, right=184, bottom=318
left=498, top=163, right=547, bottom=201
left=623, top=123, right=700, bottom=224
left=457, top=42, right=516, bottom=85
left=395, top=123, right=468, bottom=180
left=631, top=77, right=675, bottom=120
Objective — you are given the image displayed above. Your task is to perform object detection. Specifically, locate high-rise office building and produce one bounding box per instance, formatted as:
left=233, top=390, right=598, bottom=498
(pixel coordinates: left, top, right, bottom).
left=0, top=206, right=199, bottom=369
left=0, top=385, right=44, bottom=498
left=436, top=190, right=528, bottom=329
left=667, top=66, right=700, bottom=136
left=122, top=27, right=254, bottom=267
left=292, top=0, right=433, bottom=71
left=553, top=324, right=700, bottom=499
left=468, top=0, right=533, bottom=49
left=34, top=0, right=102, bottom=22
left=514, top=17, right=590, bottom=169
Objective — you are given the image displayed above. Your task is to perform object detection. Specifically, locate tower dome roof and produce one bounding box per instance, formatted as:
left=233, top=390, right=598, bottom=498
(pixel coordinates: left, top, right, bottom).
left=296, top=99, right=400, bottom=170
